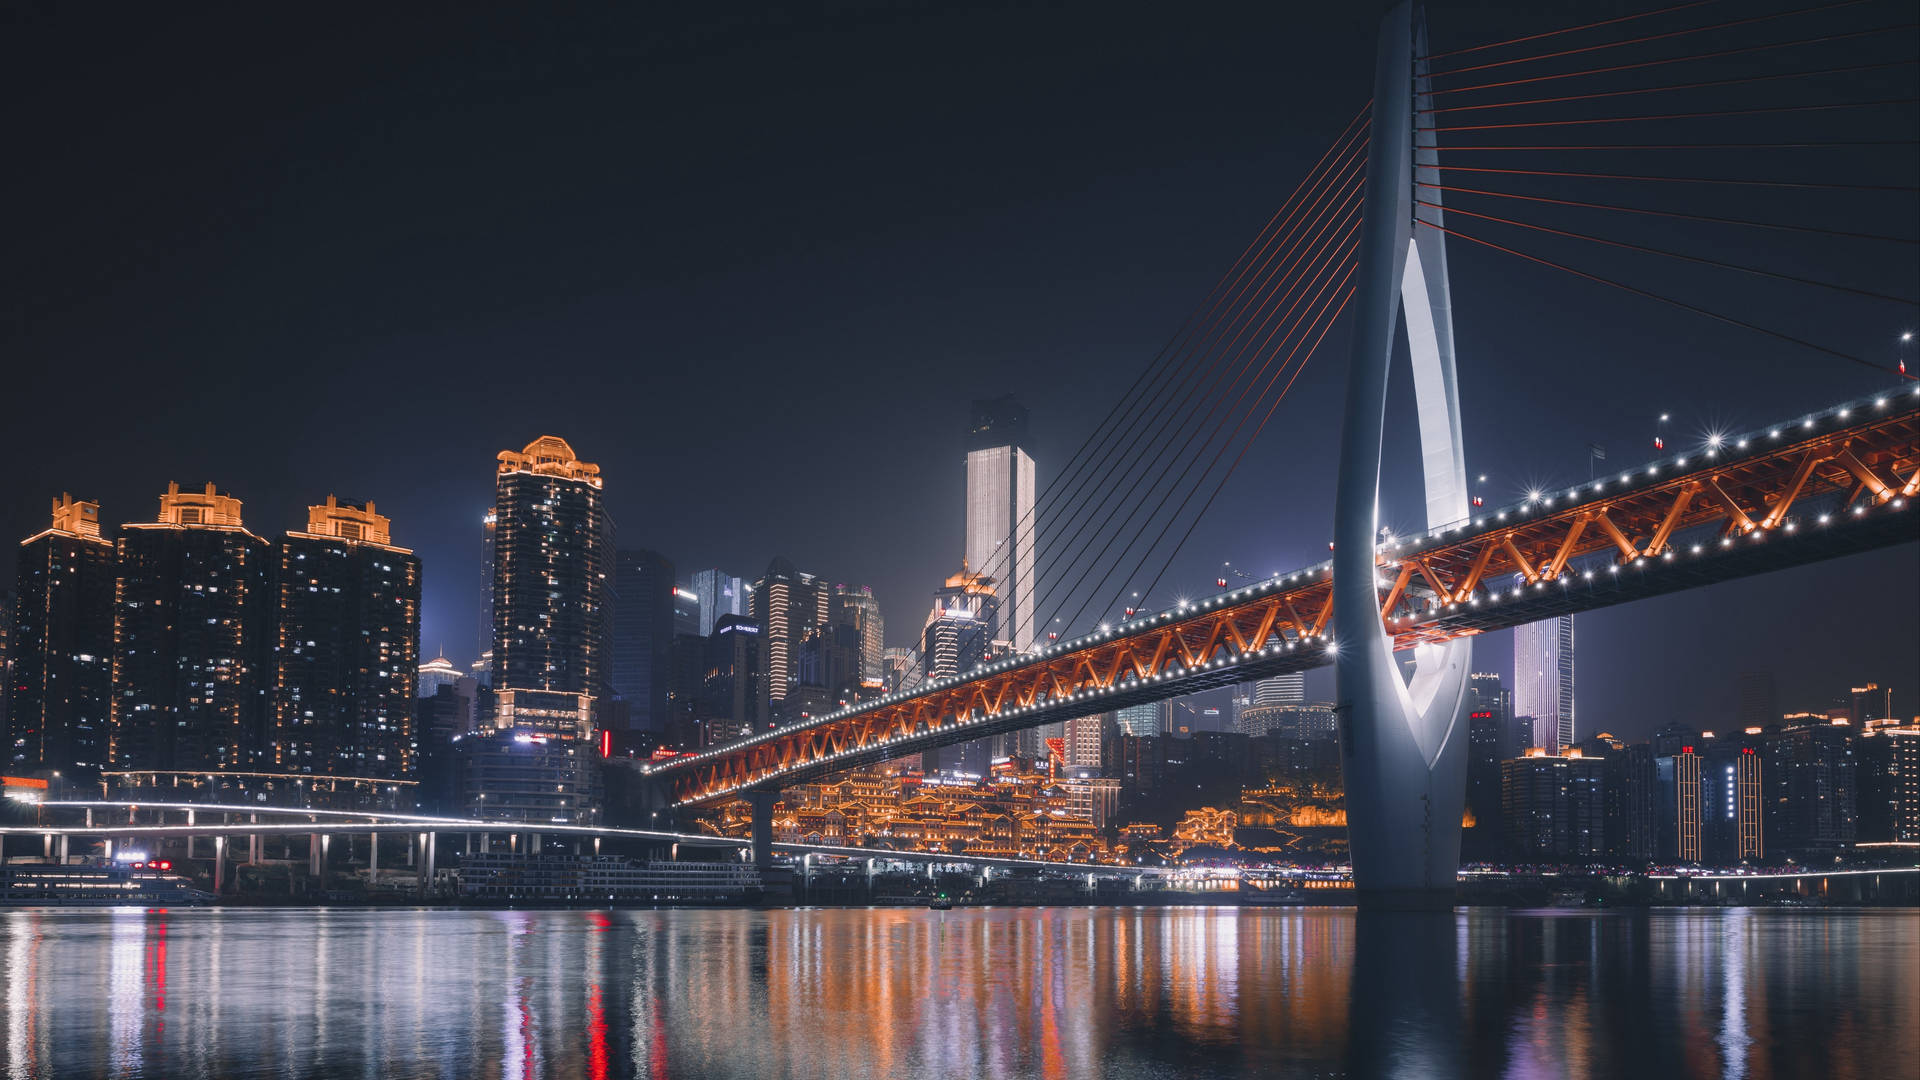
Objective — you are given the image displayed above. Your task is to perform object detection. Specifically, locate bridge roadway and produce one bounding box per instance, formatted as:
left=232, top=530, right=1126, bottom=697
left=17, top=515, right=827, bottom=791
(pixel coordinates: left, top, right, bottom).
left=654, top=388, right=1920, bottom=807
left=0, top=801, right=1155, bottom=878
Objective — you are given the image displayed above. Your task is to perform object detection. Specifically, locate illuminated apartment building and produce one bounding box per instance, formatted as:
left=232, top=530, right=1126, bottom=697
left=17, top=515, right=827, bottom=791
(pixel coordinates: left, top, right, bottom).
left=271, top=497, right=421, bottom=781
left=488, top=437, right=611, bottom=739
left=110, top=483, right=272, bottom=772
left=10, top=495, right=116, bottom=777
left=750, top=557, right=828, bottom=724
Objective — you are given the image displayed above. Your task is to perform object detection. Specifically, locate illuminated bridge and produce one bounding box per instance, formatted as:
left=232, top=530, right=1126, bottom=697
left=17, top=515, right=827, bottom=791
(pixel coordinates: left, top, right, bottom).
left=651, top=389, right=1918, bottom=806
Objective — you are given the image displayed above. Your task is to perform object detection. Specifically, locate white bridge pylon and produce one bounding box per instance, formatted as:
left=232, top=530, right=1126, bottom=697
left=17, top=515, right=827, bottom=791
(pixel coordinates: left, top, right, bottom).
left=1331, top=1, right=1473, bottom=906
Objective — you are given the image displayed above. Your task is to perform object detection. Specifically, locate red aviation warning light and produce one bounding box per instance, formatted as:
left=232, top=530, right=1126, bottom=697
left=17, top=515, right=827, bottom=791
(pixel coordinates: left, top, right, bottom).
left=1215, top=577, right=1228, bottom=589
left=1048, top=632, right=1059, bottom=641
left=1654, top=436, right=1665, bottom=451
left=1124, top=607, right=1136, bottom=617
left=1471, top=495, right=1484, bottom=507
left=598, top=729, right=612, bottom=758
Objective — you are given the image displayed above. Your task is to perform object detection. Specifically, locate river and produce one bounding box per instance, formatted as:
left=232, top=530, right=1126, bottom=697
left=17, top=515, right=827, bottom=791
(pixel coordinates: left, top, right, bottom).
left=0, top=905, right=1912, bottom=1078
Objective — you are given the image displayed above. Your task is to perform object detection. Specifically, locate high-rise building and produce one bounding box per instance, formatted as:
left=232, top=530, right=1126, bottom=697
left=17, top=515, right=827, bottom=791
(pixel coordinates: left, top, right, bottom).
left=9, top=495, right=115, bottom=777
left=965, top=395, right=1035, bottom=652
left=270, top=497, right=421, bottom=780
left=489, top=437, right=611, bottom=741
left=1465, top=672, right=1507, bottom=855
left=1702, top=737, right=1764, bottom=864
left=1515, top=614, right=1574, bottom=752
left=1501, top=748, right=1608, bottom=861
left=417, top=656, right=464, bottom=698
left=664, top=631, right=707, bottom=750
left=1065, top=712, right=1108, bottom=770
left=611, top=548, right=674, bottom=734
left=881, top=646, right=916, bottom=693
left=1656, top=747, right=1704, bottom=863
left=831, top=584, right=885, bottom=684
left=1252, top=673, right=1305, bottom=707
left=1769, top=716, right=1858, bottom=859
left=689, top=568, right=745, bottom=638
left=0, top=587, right=10, bottom=750
left=703, top=614, right=767, bottom=745
left=1857, top=720, right=1920, bottom=843
left=672, top=586, right=701, bottom=638
left=750, top=557, right=828, bottom=724
left=476, top=509, right=495, bottom=675
left=110, top=483, right=272, bottom=773
left=922, top=565, right=1002, bottom=774
left=1851, top=683, right=1893, bottom=725
left=1609, top=742, right=1657, bottom=862
left=1115, top=702, right=1162, bottom=738
left=1736, top=671, right=1777, bottom=730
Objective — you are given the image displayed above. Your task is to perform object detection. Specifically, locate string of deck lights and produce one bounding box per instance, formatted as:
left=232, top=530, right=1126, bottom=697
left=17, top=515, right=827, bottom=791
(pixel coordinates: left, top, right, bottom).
left=661, top=388, right=1916, bottom=798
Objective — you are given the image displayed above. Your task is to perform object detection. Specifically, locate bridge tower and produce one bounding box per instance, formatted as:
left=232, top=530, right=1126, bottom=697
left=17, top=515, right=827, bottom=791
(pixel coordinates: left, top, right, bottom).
left=1332, top=0, right=1472, bottom=907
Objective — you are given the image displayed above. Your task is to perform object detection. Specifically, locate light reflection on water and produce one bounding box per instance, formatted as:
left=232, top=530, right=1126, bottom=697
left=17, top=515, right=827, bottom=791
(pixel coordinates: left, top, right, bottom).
left=0, top=905, right=1912, bottom=1079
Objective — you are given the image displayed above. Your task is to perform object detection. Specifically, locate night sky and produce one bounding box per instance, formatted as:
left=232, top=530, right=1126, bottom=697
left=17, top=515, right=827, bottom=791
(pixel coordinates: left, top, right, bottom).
left=6, top=1, right=1915, bottom=739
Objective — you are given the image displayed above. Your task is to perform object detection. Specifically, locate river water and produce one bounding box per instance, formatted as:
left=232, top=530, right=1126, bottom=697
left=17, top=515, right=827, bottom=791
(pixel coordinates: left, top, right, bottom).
left=0, top=905, right=1912, bottom=1079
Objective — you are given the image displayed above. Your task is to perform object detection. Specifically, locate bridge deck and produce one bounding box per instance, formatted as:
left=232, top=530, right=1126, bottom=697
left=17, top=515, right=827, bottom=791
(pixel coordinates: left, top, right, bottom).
left=654, top=389, right=1919, bottom=806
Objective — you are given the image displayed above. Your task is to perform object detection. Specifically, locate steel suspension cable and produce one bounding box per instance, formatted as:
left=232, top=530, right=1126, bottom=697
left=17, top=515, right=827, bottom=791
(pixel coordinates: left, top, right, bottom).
left=1414, top=198, right=1919, bottom=305
left=1425, top=0, right=1876, bottom=80
left=1083, top=264, right=1361, bottom=636
left=997, top=152, right=1371, bottom=633
left=1122, top=286, right=1359, bottom=623
left=959, top=107, right=1372, bottom=604
left=1415, top=216, right=1914, bottom=378
left=1420, top=58, right=1919, bottom=115
left=1038, top=229, right=1363, bottom=643
left=1430, top=140, right=1920, bottom=150
left=1420, top=0, right=1723, bottom=63
left=1425, top=97, right=1919, bottom=132
left=1429, top=23, right=1917, bottom=97
left=1430, top=163, right=1918, bottom=193
left=1013, top=192, right=1368, bottom=648
left=1415, top=180, right=1920, bottom=244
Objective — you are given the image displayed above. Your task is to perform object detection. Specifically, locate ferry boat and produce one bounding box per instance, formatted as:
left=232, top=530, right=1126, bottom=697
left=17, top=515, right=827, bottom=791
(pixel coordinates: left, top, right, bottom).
left=456, top=853, right=763, bottom=905
left=1, top=862, right=214, bottom=906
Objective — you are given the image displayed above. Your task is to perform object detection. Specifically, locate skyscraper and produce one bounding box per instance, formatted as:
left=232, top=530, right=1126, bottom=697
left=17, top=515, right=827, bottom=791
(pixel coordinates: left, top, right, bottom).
left=1252, top=673, right=1305, bottom=707
left=1465, top=671, right=1506, bottom=855
left=965, top=395, right=1036, bottom=652
left=831, top=584, right=885, bottom=684
left=489, top=437, right=611, bottom=739
left=1515, top=614, right=1575, bottom=753
left=703, top=614, right=767, bottom=745
left=111, top=483, right=272, bottom=772
left=611, top=548, right=674, bottom=734
left=1115, top=702, right=1162, bottom=738
left=476, top=509, right=495, bottom=675
left=751, top=557, right=829, bottom=724
left=690, top=568, right=745, bottom=637
left=9, top=495, right=115, bottom=777
left=270, top=497, right=421, bottom=780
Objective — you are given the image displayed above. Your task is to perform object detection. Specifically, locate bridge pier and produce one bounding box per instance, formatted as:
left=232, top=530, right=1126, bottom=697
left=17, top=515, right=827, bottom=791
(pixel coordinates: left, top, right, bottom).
left=369, top=833, right=378, bottom=879
left=748, top=791, right=776, bottom=869
left=418, top=832, right=436, bottom=897
left=1332, top=0, right=1472, bottom=909
left=214, top=836, right=226, bottom=893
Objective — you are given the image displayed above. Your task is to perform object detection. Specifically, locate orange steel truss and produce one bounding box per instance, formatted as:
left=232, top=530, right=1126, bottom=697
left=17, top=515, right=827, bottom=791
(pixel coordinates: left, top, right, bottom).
left=656, top=393, right=1919, bottom=806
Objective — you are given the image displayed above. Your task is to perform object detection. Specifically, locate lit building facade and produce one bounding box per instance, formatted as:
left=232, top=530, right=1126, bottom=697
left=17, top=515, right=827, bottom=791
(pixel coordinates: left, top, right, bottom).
left=1514, top=614, right=1575, bottom=752
left=1501, top=748, right=1608, bottom=861
left=611, top=548, right=674, bottom=734
left=9, top=495, right=115, bottom=777
left=476, top=510, right=495, bottom=674
left=1858, top=720, right=1920, bottom=843
left=110, top=483, right=272, bottom=772
left=1464, top=671, right=1506, bottom=854
left=1656, top=748, right=1703, bottom=863
left=1702, top=739, right=1765, bottom=864
left=1115, top=702, right=1162, bottom=738
left=750, top=557, right=828, bottom=724
left=964, top=395, right=1035, bottom=652
left=270, top=497, right=421, bottom=781
left=831, top=584, right=885, bottom=684
left=417, top=656, right=463, bottom=698
left=1252, top=673, right=1304, bottom=706
left=489, top=437, right=610, bottom=740
left=689, top=568, right=745, bottom=637
left=703, top=614, right=767, bottom=745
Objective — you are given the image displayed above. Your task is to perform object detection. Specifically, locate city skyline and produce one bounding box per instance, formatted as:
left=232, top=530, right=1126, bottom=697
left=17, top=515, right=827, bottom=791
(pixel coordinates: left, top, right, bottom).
left=4, top=1, right=1916, bottom=749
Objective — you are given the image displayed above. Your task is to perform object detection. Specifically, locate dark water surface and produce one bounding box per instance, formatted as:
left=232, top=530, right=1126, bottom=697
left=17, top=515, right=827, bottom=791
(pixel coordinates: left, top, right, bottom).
left=0, top=905, right=1912, bottom=1079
